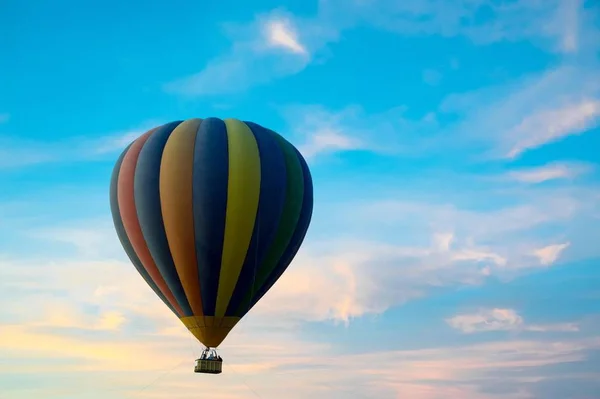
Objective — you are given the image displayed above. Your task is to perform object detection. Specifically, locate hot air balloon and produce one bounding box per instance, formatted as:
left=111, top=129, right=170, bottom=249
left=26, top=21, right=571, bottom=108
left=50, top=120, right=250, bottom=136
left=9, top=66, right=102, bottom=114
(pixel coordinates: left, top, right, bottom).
left=109, top=118, right=313, bottom=374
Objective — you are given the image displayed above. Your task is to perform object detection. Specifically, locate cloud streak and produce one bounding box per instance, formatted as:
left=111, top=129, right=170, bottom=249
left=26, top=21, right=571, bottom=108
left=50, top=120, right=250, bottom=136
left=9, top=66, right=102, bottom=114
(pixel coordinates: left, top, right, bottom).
left=163, top=10, right=321, bottom=96
left=279, top=103, right=439, bottom=159
left=0, top=124, right=155, bottom=169
left=276, top=61, right=599, bottom=161
left=532, top=242, right=571, bottom=266
left=264, top=18, right=308, bottom=55
left=446, top=308, right=579, bottom=334
left=505, top=99, right=600, bottom=159
left=164, top=0, right=597, bottom=97
left=506, top=162, right=593, bottom=184
left=439, top=65, right=600, bottom=160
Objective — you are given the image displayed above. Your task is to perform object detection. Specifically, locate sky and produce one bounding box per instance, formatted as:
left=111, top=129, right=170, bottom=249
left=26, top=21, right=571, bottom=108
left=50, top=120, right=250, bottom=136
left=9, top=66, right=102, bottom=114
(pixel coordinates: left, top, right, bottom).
left=1, top=0, right=600, bottom=398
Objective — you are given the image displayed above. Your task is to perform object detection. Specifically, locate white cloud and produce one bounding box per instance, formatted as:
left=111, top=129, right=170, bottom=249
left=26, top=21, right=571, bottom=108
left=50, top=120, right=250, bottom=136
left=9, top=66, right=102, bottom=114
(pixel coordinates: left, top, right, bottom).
left=28, top=299, right=127, bottom=332
left=164, top=10, right=325, bottom=96
left=433, top=232, right=454, bottom=251
left=1, top=294, right=597, bottom=399
left=438, top=65, right=600, bottom=160
left=27, top=221, right=119, bottom=258
left=156, top=3, right=600, bottom=164
left=3, top=244, right=598, bottom=394
left=525, top=323, right=580, bottom=333
left=250, top=231, right=565, bottom=325
left=1, top=184, right=598, bottom=398
left=13, top=176, right=569, bottom=333
left=280, top=105, right=372, bottom=159
left=299, top=127, right=364, bottom=159
left=264, top=18, right=308, bottom=55
left=280, top=104, right=439, bottom=159
left=164, top=0, right=597, bottom=97
left=451, top=248, right=507, bottom=267
left=331, top=186, right=598, bottom=285
left=532, top=242, right=571, bottom=266
left=0, top=140, right=60, bottom=168
left=506, top=162, right=592, bottom=184
left=0, top=123, right=155, bottom=168
left=334, top=0, right=591, bottom=55
left=360, top=197, right=579, bottom=241
left=277, top=60, right=599, bottom=160
left=555, top=0, right=581, bottom=53
left=3, top=208, right=571, bottom=330
left=446, top=308, right=580, bottom=334
left=92, top=128, right=149, bottom=154
left=0, top=228, right=480, bottom=328
left=506, top=99, right=600, bottom=159
left=447, top=308, right=524, bottom=333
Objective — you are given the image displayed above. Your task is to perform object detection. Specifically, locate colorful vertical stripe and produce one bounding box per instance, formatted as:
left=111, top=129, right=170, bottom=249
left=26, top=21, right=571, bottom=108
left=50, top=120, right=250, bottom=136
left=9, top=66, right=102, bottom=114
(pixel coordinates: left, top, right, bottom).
left=110, top=117, right=313, bottom=348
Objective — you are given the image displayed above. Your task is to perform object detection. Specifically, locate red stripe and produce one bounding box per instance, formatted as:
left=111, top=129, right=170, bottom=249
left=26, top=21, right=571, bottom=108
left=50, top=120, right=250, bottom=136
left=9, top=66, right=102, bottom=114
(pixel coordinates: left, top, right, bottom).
left=117, top=128, right=185, bottom=317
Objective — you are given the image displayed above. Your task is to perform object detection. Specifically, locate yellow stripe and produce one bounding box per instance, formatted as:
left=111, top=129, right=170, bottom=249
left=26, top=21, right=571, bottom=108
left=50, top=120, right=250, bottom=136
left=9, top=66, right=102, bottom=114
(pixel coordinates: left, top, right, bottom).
left=215, top=119, right=261, bottom=317
left=159, top=118, right=205, bottom=317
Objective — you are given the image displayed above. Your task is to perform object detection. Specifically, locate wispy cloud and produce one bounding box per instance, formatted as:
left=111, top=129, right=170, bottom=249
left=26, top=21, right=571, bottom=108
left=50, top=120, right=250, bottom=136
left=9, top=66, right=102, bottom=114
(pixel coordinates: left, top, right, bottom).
left=0, top=124, right=153, bottom=169
left=163, top=10, right=321, bottom=96
left=91, top=127, right=151, bottom=155
left=1, top=247, right=598, bottom=399
left=446, top=308, right=579, bottom=334
left=440, top=65, right=600, bottom=159
left=555, top=0, right=581, bottom=53
left=2, top=188, right=599, bottom=398
left=0, top=222, right=486, bottom=327
left=300, top=129, right=363, bottom=160
left=3, top=203, right=575, bottom=330
left=282, top=105, right=370, bottom=159
left=279, top=104, right=438, bottom=159
left=359, top=195, right=580, bottom=242
left=276, top=60, right=599, bottom=160
left=338, top=183, right=598, bottom=284
left=223, top=231, right=575, bottom=325
left=334, top=0, right=596, bottom=57
left=26, top=220, right=120, bottom=258
left=263, top=17, right=308, bottom=55
left=505, top=99, right=600, bottom=159
left=506, top=162, right=593, bottom=184
left=532, top=242, right=571, bottom=266
left=1, top=279, right=597, bottom=399
left=0, top=139, right=61, bottom=168
left=164, top=0, right=596, bottom=97
left=29, top=300, right=127, bottom=332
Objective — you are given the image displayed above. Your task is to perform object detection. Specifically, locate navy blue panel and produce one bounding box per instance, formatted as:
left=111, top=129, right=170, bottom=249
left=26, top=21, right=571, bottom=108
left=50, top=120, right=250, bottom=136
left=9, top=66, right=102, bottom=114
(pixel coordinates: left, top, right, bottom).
left=247, top=147, right=314, bottom=313
left=225, top=122, right=288, bottom=316
left=134, top=121, right=194, bottom=317
left=192, top=118, right=229, bottom=316
left=109, top=144, right=179, bottom=316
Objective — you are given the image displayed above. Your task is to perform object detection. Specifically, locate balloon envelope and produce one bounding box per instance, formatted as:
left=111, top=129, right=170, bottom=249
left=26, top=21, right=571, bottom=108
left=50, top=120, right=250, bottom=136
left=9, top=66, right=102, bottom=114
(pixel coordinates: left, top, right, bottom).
left=109, top=118, right=313, bottom=347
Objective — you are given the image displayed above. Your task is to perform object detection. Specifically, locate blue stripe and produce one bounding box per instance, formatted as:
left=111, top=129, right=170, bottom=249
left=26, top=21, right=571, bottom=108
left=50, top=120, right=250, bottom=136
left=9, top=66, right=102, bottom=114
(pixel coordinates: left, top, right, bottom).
left=134, top=121, right=194, bottom=317
left=192, top=118, right=229, bottom=316
left=225, top=122, right=288, bottom=316
left=248, top=147, right=314, bottom=312
left=109, top=143, right=178, bottom=316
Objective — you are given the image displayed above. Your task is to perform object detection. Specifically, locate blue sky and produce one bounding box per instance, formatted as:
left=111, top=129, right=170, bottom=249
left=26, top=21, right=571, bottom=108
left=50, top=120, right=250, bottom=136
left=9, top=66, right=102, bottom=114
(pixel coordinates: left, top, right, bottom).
left=1, top=0, right=600, bottom=398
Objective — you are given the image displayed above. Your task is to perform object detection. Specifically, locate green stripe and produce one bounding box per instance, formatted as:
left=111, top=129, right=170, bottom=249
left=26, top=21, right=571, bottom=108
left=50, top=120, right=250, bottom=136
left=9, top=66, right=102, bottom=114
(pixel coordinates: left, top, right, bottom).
left=234, top=133, right=305, bottom=316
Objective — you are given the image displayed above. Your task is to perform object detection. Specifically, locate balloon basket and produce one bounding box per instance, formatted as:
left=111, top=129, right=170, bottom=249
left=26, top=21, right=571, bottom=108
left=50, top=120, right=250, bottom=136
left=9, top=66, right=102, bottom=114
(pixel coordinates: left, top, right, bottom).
left=194, top=348, right=223, bottom=374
